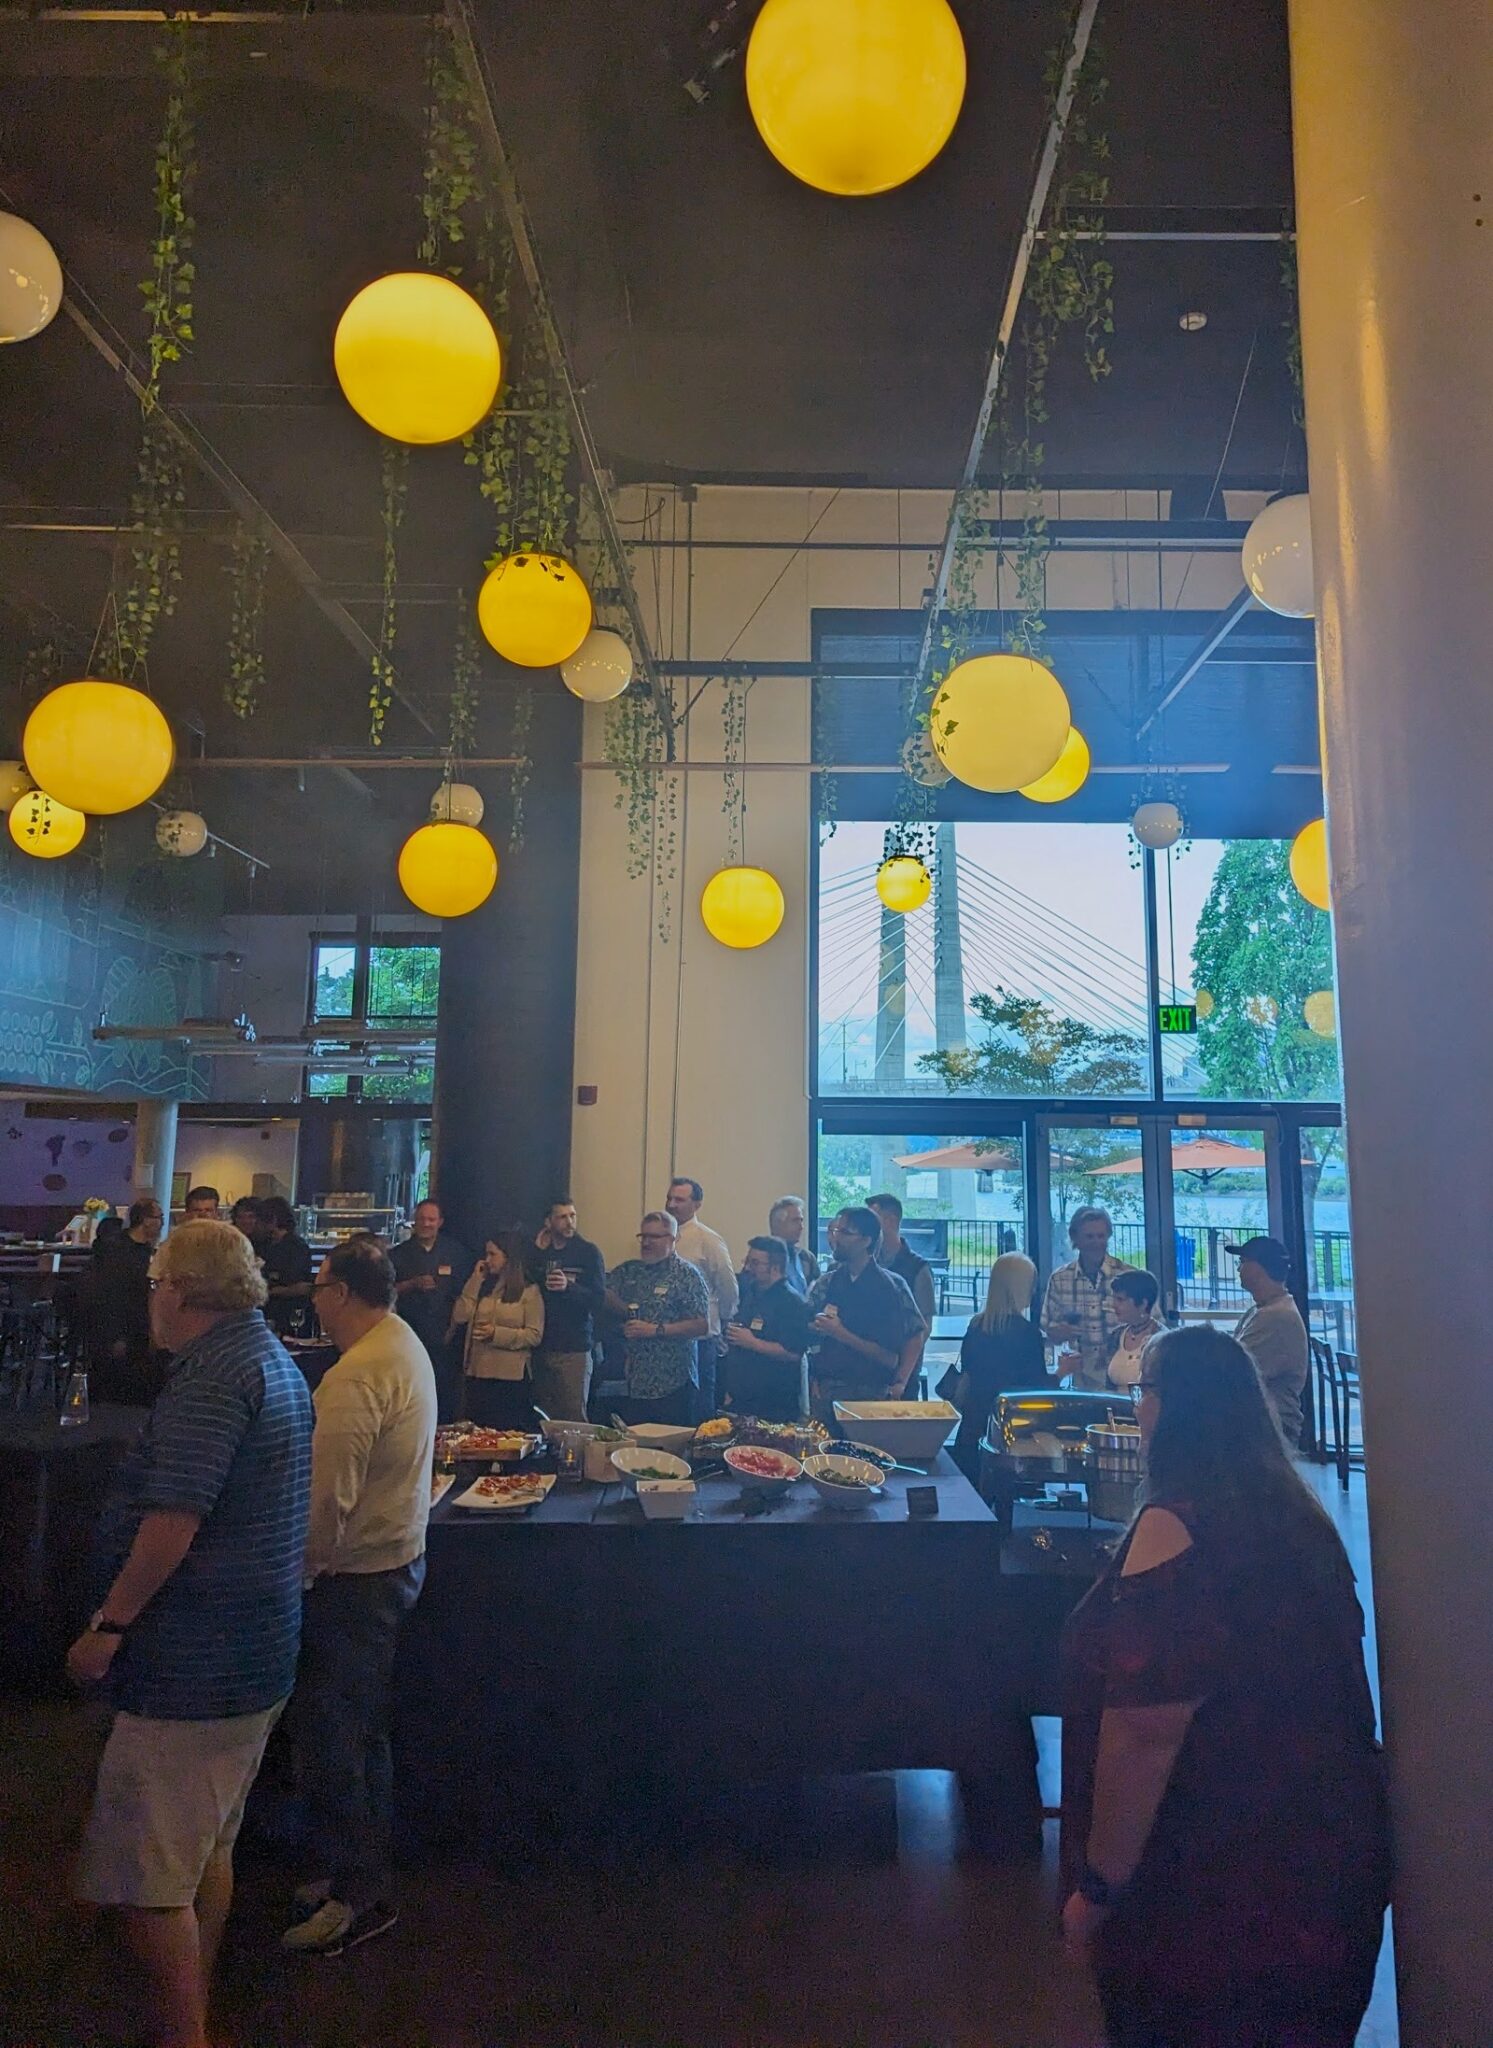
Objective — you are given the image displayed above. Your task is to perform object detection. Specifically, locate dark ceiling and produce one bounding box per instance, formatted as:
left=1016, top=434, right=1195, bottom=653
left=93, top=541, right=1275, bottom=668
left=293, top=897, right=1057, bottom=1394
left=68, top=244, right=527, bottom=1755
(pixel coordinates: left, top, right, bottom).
left=0, top=0, right=1304, bottom=911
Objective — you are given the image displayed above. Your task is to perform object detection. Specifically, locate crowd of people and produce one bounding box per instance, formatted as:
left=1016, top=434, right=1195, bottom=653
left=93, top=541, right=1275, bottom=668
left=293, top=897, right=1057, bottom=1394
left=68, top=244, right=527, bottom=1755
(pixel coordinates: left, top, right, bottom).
left=63, top=1181, right=1371, bottom=2048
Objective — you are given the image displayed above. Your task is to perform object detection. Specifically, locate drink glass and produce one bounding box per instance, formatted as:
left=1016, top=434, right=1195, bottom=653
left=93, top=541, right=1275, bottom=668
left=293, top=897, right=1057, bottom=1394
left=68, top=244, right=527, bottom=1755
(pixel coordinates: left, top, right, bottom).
left=61, top=1370, right=90, bottom=1428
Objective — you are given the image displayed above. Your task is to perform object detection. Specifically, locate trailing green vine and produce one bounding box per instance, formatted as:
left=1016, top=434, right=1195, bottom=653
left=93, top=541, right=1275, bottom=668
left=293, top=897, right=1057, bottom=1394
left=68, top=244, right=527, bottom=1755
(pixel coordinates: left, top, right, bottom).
left=141, top=21, right=197, bottom=408
left=720, top=674, right=748, bottom=864
left=449, top=601, right=480, bottom=755
left=1280, top=222, right=1304, bottom=429
left=506, top=683, right=533, bottom=848
left=605, top=684, right=668, bottom=881
left=225, top=522, right=269, bottom=720
left=369, top=443, right=407, bottom=745
left=418, top=20, right=480, bottom=276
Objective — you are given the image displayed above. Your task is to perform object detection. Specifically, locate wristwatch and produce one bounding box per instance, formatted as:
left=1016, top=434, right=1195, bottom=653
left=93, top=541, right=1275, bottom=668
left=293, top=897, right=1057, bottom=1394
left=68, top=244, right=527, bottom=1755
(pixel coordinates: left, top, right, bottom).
left=655, top=1320, right=667, bottom=1338
left=88, top=1608, right=128, bottom=1637
left=1077, top=1861, right=1126, bottom=1909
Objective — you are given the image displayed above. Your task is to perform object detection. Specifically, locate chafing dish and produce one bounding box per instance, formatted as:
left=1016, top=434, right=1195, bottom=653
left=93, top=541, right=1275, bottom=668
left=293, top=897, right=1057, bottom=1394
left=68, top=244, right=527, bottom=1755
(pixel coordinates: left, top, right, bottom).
left=978, top=1388, right=1127, bottom=1526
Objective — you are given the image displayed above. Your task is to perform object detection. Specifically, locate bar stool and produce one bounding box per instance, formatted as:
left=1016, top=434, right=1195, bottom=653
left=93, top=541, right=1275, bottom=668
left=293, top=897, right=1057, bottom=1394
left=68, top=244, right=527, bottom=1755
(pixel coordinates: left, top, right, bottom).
left=1332, top=1350, right=1364, bottom=1492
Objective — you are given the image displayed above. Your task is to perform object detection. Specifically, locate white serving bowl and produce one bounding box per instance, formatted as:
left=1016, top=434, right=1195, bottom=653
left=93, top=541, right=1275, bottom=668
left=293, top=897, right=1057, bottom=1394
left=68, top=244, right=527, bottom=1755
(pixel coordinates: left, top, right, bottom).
left=802, top=1453, right=887, bottom=1510
left=637, top=1478, right=696, bottom=1521
left=831, top=1400, right=959, bottom=1462
left=610, top=1445, right=692, bottom=1492
left=625, top=1421, right=698, bottom=1457
left=723, top=1443, right=802, bottom=1495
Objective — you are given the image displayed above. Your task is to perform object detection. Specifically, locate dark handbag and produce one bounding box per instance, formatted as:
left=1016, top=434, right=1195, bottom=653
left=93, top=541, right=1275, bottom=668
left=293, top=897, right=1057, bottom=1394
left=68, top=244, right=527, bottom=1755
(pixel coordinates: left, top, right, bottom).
left=935, top=1362, right=967, bottom=1410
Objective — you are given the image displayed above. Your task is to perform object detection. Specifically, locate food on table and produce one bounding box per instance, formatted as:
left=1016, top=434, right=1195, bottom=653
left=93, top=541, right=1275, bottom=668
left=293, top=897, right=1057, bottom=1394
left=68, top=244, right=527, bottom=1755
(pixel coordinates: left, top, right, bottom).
left=471, top=1473, right=544, bottom=1500
left=694, top=1416, right=734, bottom=1441
left=820, top=1438, right=896, bottom=1474
left=436, top=1426, right=537, bottom=1460
left=818, top=1467, right=871, bottom=1487
left=630, top=1464, right=683, bottom=1480
left=735, top=1416, right=826, bottom=1451
left=725, top=1445, right=800, bottom=1479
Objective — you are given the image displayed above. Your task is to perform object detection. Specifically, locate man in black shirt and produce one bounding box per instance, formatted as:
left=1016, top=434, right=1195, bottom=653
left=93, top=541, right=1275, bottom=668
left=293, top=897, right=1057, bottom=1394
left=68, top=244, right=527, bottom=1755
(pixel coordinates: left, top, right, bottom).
left=526, top=1197, right=606, bottom=1420
left=868, top=1192, right=937, bottom=1395
left=721, top=1236, right=812, bottom=1422
left=808, top=1206, right=927, bottom=1419
left=259, top=1196, right=315, bottom=1337
left=389, top=1198, right=469, bottom=1420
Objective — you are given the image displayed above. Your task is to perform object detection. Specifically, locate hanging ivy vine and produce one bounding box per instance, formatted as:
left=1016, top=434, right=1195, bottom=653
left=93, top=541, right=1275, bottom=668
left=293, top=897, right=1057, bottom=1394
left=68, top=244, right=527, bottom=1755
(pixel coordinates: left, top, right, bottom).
left=1279, top=220, right=1304, bottom=429
left=225, top=522, right=269, bottom=720
left=449, top=600, right=480, bottom=755
left=506, top=683, right=533, bottom=847
left=369, top=443, right=407, bottom=745
left=140, top=22, right=196, bottom=406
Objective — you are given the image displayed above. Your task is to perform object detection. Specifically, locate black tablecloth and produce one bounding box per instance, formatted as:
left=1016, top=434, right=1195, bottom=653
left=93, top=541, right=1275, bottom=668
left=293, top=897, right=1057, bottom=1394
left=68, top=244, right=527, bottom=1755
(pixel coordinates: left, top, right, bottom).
left=394, top=1456, right=1093, bottom=1847
left=0, top=1403, right=145, bottom=1692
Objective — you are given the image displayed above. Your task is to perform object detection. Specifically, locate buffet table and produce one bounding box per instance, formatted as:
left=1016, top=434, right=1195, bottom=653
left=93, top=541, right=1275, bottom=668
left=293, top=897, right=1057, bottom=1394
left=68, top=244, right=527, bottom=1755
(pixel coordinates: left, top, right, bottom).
left=393, top=1454, right=1090, bottom=1851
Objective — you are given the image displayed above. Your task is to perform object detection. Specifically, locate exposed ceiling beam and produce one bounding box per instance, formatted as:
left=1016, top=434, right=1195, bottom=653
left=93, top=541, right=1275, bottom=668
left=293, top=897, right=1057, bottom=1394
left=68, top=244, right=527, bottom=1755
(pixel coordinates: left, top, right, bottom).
left=444, top=0, right=675, bottom=752
left=912, top=0, right=1101, bottom=695
left=1133, top=586, right=1256, bottom=740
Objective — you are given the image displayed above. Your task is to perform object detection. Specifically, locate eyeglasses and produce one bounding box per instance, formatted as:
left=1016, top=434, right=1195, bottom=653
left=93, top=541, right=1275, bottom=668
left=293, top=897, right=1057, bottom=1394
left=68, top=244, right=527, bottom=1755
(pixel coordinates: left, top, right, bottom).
left=637, top=1232, right=672, bottom=1244
left=310, top=1277, right=343, bottom=1296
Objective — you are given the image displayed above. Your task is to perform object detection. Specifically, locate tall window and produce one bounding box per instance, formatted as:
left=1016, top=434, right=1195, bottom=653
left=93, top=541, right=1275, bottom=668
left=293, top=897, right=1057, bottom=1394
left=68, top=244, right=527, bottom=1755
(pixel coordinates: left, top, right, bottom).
left=817, top=820, right=1150, bottom=1099
left=306, top=932, right=439, bottom=1103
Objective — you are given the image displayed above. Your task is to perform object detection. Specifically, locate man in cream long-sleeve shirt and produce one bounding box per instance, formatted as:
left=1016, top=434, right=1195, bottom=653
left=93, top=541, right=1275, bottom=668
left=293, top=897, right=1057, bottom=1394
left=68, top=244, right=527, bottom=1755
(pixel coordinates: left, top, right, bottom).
left=666, top=1176, right=738, bottom=1418
left=284, top=1236, right=436, bottom=1958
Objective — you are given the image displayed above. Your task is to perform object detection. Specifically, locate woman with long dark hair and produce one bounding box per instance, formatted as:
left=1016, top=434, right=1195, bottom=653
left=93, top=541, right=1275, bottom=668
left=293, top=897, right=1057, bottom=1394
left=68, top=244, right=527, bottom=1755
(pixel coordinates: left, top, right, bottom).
left=1060, top=1325, right=1389, bottom=2047
left=450, top=1229, right=544, bottom=1429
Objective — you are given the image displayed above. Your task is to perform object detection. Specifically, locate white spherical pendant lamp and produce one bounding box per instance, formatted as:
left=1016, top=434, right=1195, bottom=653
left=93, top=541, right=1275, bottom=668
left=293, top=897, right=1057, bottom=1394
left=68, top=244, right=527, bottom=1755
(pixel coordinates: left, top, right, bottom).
left=876, top=854, right=931, bottom=913
left=397, top=821, right=498, bottom=919
left=1242, top=493, right=1315, bottom=618
left=0, top=213, right=63, bottom=343
left=1289, top=817, right=1331, bottom=911
left=561, top=627, right=634, bottom=703
left=429, top=781, right=485, bottom=827
left=930, top=654, right=1071, bottom=794
left=1132, top=800, right=1184, bottom=850
left=477, top=553, right=593, bottom=669
left=155, top=810, right=208, bottom=858
left=334, top=273, right=501, bottom=445
left=23, top=680, right=173, bottom=815
left=746, top=0, right=967, bottom=196
left=0, top=762, right=35, bottom=813
left=700, top=866, right=786, bottom=950
left=1019, top=726, right=1091, bottom=804
left=9, top=787, right=84, bottom=858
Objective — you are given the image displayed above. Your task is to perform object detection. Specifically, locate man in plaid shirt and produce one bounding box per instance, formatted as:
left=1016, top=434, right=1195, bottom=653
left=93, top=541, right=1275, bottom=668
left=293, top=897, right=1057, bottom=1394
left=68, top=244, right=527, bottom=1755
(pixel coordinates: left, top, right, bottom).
left=1041, top=1206, right=1134, bottom=1392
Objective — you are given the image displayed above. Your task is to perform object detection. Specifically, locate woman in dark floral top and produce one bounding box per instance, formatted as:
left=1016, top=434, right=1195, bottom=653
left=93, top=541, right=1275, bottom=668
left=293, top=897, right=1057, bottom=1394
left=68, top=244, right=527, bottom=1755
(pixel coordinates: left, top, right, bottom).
left=1060, top=1326, right=1389, bottom=2048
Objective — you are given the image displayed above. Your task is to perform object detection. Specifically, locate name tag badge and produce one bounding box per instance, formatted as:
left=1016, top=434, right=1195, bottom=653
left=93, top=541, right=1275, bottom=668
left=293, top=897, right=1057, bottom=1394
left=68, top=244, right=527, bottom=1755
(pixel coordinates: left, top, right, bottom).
left=438, top=1266, right=452, bottom=1277
left=751, top=1319, right=764, bottom=1332
left=653, top=1282, right=668, bottom=1297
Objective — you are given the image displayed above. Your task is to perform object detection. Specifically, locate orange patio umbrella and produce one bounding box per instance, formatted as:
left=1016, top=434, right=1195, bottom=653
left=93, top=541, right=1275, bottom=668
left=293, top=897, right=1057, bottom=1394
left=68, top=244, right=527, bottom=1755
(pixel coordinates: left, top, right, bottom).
left=1089, top=1136, right=1269, bottom=1185
left=893, top=1140, right=1021, bottom=1172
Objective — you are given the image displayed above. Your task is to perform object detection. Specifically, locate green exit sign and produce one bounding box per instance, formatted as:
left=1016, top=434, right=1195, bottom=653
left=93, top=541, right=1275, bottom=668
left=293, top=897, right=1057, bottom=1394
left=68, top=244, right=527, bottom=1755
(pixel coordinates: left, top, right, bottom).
left=1157, top=1003, right=1198, bottom=1036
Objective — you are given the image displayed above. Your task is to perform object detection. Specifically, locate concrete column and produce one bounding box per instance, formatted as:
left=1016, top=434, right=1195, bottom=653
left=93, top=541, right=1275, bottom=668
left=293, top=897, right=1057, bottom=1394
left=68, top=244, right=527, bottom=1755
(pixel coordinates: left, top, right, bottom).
left=133, top=1099, right=179, bottom=1224
left=1289, top=6, right=1493, bottom=2038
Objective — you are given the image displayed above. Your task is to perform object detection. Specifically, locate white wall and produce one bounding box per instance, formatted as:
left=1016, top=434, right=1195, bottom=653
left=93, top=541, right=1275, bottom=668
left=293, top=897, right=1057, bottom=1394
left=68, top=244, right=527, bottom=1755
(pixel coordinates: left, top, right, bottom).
left=174, top=1120, right=299, bottom=1208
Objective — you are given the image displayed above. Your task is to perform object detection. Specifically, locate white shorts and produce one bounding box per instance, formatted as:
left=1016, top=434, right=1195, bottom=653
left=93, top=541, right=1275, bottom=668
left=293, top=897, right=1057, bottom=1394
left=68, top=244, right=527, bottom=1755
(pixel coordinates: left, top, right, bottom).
left=74, top=1698, right=286, bottom=1910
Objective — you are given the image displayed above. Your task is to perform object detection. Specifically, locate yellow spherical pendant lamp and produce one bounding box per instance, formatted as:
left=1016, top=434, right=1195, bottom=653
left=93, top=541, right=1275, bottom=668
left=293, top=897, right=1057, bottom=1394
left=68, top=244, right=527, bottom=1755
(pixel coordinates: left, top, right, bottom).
left=931, top=654, right=1071, bottom=793
left=876, top=854, right=931, bottom=913
left=746, top=0, right=966, bottom=196
left=23, top=680, right=173, bottom=815
left=477, top=553, right=593, bottom=669
left=700, top=866, right=786, bottom=949
left=397, top=821, right=498, bottom=918
left=1019, top=726, right=1091, bottom=804
left=1289, top=817, right=1331, bottom=911
left=1194, top=990, right=1215, bottom=1021
left=8, top=787, right=84, bottom=858
left=1303, top=990, right=1337, bottom=1038
left=334, top=273, right=501, bottom=445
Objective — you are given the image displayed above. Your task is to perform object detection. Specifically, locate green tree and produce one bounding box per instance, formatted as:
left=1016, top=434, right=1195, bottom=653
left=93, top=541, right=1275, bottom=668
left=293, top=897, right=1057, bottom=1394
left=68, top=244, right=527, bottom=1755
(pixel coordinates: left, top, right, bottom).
left=918, top=989, right=1145, bottom=1099
left=1191, top=839, right=1343, bottom=1232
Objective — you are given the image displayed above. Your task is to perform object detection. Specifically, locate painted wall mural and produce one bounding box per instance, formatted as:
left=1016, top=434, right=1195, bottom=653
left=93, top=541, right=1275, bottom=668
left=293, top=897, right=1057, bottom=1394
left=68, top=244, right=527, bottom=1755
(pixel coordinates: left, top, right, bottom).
left=0, top=847, right=209, bottom=1100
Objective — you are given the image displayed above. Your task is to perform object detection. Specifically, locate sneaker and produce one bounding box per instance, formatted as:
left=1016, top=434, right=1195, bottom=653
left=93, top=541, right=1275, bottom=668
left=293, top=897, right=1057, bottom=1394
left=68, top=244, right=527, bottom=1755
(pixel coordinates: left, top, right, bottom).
left=281, top=1897, right=398, bottom=1957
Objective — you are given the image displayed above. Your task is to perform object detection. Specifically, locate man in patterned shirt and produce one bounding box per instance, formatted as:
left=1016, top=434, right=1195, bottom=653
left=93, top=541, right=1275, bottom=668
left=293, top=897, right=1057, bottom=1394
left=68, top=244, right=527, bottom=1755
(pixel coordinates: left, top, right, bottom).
left=604, top=1210, right=711, bottom=1425
left=1041, top=1205, right=1135, bottom=1391
left=68, top=1220, right=312, bottom=2048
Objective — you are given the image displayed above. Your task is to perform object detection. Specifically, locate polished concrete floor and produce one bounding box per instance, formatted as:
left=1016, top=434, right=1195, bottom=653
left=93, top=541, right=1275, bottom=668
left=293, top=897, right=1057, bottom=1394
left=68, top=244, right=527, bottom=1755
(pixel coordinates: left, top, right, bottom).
left=0, top=1466, right=1397, bottom=2048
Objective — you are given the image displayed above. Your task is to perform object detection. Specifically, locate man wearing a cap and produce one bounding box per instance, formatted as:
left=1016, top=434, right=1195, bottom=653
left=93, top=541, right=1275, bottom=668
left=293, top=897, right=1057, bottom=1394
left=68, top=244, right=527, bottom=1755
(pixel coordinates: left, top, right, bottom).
left=1228, top=1235, right=1309, bottom=1448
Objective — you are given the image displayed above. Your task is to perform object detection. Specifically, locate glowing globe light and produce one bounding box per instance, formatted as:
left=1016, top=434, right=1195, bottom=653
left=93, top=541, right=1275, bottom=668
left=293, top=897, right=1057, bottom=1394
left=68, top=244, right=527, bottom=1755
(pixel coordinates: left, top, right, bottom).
left=1019, top=726, right=1091, bottom=804
left=1242, top=493, right=1315, bottom=618
left=397, top=821, right=498, bottom=919
left=333, top=273, right=501, bottom=445
left=1304, top=989, right=1337, bottom=1038
left=429, top=781, right=484, bottom=827
left=24, top=680, right=173, bottom=815
left=0, top=213, right=63, bottom=343
left=931, top=654, right=1071, bottom=794
left=155, top=810, right=208, bottom=858
left=900, top=726, right=950, bottom=788
left=876, top=854, right=931, bottom=913
left=1289, top=817, right=1331, bottom=911
left=1131, top=799, right=1184, bottom=850
left=0, top=762, right=34, bottom=813
left=8, top=787, right=84, bottom=858
left=1194, top=989, right=1215, bottom=1022
left=561, top=628, right=634, bottom=703
left=746, top=0, right=966, bottom=196
left=700, top=865, right=786, bottom=950
left=477, top=553, right=593, bottom=669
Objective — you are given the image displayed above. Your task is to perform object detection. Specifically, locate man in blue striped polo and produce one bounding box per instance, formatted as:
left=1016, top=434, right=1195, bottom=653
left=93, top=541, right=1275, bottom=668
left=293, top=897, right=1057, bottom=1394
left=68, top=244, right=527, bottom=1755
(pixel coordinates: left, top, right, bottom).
left=68, top=1219, right=312, bottom=2048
